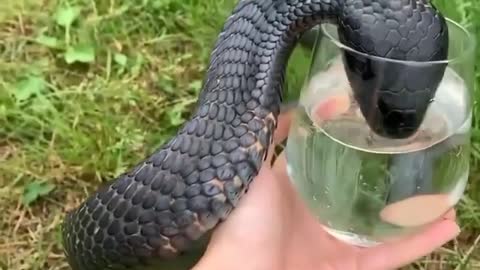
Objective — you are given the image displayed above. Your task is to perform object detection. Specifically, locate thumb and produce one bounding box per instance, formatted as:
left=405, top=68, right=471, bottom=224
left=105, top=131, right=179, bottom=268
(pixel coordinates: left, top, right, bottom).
left=358, top=219, right=460, bottom=270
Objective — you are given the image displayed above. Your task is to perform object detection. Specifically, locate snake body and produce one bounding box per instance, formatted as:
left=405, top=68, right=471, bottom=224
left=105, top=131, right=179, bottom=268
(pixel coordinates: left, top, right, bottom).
left=62, top=0, right=449, bottom=269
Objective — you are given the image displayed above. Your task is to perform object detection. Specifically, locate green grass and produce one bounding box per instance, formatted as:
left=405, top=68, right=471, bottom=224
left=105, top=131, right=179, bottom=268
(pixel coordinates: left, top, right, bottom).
left=0, top=0, right=478, bottom=269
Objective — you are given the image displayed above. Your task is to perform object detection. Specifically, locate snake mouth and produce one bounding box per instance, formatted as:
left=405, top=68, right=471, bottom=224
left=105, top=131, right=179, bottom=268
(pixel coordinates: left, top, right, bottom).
left=371, top=109, right=422, bottom=139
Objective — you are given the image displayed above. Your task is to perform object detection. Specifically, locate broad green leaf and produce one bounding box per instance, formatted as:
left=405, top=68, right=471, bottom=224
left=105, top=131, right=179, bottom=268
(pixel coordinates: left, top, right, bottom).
left=55, top=6, right=81, bottom=27
left=22, top=181, right=55, bottom=206
left=35, top=35, right=61, bottom=49
left=114, top=53, right=128, bottom=66
left=64, top=44, right=95, bottom=64
left=13, top=75, right=46, bottom=102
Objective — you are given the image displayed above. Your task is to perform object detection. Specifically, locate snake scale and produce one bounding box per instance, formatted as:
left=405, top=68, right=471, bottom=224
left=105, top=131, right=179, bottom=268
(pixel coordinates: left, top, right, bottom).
left=62, top=0, right=449, bottom=269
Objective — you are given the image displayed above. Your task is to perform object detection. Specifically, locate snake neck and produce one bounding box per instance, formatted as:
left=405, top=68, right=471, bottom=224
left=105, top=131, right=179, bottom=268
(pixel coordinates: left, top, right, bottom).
left=183, top=0, right=344, bottom=180
left=197, top=0, right=342, bottom=114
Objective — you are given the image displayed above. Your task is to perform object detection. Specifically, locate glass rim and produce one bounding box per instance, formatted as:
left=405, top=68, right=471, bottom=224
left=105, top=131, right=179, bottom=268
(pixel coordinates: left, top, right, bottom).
left=320, top=17, right=476, bottom=65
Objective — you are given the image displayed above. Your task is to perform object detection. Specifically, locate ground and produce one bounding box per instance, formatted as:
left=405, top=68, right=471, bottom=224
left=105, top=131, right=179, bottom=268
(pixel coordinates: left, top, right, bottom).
left=0, top=0, right=479, bottom=269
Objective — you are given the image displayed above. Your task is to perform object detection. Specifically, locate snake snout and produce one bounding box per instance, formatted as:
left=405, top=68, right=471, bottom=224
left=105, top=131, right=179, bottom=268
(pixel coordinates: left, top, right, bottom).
left=375, top=96, right=425, bottom=139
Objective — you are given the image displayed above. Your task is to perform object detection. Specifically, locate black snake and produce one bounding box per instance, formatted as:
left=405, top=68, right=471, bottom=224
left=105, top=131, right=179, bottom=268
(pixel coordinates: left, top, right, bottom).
left=62, top=0, right=449, bottom=269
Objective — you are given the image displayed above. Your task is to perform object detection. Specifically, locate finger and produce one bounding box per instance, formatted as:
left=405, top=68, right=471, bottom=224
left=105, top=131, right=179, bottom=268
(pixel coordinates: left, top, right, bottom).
left=265, top=106, right=295, bottom=166
left=272, top=151, right=289, bottom=180
left=270, top=152, right=308, bottom=218
left=358, top=220, right=460, bottom=270
left=274, top=103, right=295, bottom=144
left=270, top=152, right=292, bottom=195
left=443, top=208, right=456, bottom=220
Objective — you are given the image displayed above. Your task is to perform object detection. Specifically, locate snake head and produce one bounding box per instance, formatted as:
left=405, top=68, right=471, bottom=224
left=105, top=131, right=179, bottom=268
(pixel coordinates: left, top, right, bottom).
left=337, top=0, right=449, bottom=139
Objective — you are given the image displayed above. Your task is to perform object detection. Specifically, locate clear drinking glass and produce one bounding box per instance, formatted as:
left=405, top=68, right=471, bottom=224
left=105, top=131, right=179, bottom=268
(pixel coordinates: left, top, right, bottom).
left=285, top=18, right=476, bottom=247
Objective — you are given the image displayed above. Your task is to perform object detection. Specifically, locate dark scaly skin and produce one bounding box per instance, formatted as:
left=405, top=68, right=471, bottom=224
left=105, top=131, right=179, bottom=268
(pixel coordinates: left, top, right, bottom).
left=62, top=0, right=449, bottom=269
left=340, top=0, right=449, bottom=138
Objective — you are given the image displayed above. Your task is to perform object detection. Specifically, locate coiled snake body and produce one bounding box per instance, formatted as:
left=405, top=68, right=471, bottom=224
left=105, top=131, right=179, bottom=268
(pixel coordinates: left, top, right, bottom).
left=62, top=0, right=449, bottom=269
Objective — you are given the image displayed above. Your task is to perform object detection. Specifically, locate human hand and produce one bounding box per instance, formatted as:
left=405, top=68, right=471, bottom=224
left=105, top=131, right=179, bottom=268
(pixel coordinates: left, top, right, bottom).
left=193, top=110, right=460, bottom=270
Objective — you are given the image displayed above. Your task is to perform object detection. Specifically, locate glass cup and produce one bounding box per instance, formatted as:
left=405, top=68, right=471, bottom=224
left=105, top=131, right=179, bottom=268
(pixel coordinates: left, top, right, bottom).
left=285, top=18, right=476, bottom=247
